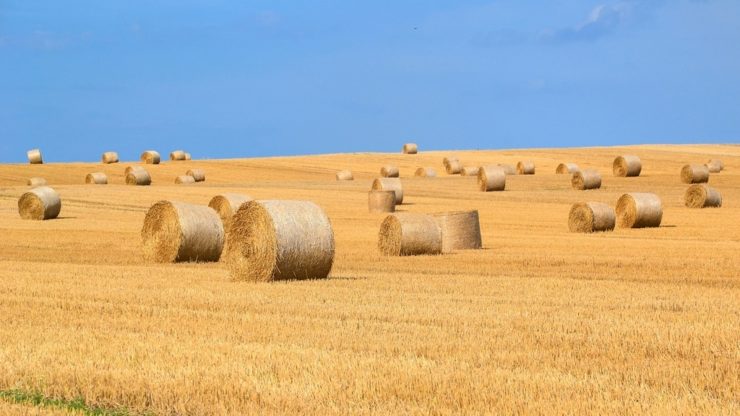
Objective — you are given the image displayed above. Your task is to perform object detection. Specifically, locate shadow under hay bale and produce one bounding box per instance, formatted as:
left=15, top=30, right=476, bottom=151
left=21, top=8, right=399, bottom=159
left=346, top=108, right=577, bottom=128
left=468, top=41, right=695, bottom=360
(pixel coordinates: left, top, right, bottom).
left=378, top=213, right=442, bottom=256
left=568, top=202, right=615, bottom=233
left=18, top=186, right=61, bottom=220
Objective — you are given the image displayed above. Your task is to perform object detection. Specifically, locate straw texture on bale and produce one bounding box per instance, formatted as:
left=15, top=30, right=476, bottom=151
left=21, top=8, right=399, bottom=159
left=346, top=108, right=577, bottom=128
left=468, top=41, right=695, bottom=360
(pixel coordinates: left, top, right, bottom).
left=124, top=166, right=146, bottom=176
left=684, top=184, right=722, bottom=208
left=378, top=213, right=442, bottom=256
left=461, top=166, right=480, bottom=176
left=432, top=210, right=482, bottom=253
left=568, top=202, right=615, bottom=233
left=477, top=166, right=506, bottom=192
left=169, top=150, right=186, bottom=161
left=27, top=149, right=43, bottom=164
left=498, top=164, right=517, bottom=175
left=616, top=193, right=663, bottom=228
left=680, top=164, right=709, bottom=184
left=517, top=161, right=535, bottom=175
left=27, top=177, right=47, bottom=187
left=141, top=201, right=224, bottom=263
left=613, top=155, right=642, bottom=177
left=184, top=153, right=192, bottom=160
left=125, top=169, right=151, bottom=186
left=175, top=175, right=196, bottom=184
left=336, top=170, right=354, bottom=181
left=186, top=169, right=206, bottom=182
left=571, top=169, right=602, bottom=190
left=705, top=159, right=723, bottom=173
left=443, top=156, right=458, bottom=168
left=18, top=186, right=61, bottom=221
left=140, top=150, right=161, bottom=164
left=101, top=152, right=119, bottom=164
left=368, top=190, right=396, bottom=213
left=403, top=143, right=418, bottom=154
left=371, top=178, right=403, bottom=204
left=556, top=163, right=580, bottom=174
left=380, top=165, right=400, bottom=178
left=208, top=193, right=254, bottom=231
left=414, top=167, right=437, bottom=177
left=85, top=172, right=108, bottom=185
left=226, top=200, right=335, bottom=282
left=445, top=159, right=462, bottom=175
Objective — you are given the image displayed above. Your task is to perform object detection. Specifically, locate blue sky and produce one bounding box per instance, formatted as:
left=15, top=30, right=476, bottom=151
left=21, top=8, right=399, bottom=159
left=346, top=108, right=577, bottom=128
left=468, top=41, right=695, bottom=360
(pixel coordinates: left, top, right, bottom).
left=1, top=1, right=739, bottom=162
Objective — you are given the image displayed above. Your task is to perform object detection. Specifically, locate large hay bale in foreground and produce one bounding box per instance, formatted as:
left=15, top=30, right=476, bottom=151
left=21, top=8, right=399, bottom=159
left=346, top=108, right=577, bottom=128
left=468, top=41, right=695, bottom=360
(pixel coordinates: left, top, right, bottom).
left=125, top=169, right=152, bottom=186
left=402, top=143, right=418, bottom=154
left=18, top=186, right=61, bottom=220
left=27, top=149, right=43, bottom=164
left=380, top=165, right=400, bottom=178
left=685, top=184, right=722, bottom=208
left=461, top=166, right=480, bottom=176
left=378, top=213, right=442, bottom=256
left=368, top=190, right=396, bottom=213
left=414, top=167, right=436, bottom=177
left=169, top=150, right=186, bottom=161
left=226, top=200, right=335, bottom=281
left=613, top=155, right=642, bottom=177
left=706, top=159, right=723, bottom=173
left=517, top=161, right=535, bottom=175
left=336, top=170, right=354, bottom=181
left=572, top=169, right=602, bottom=190
left=477, top=166, right=506, bottom=192
left=140, top=150, right=161, bottom=164
left=85, top=172, right=108, bottom=185
left=175, top=175, right=196, bottom=184
left=432, top=211, right=482, bottom=253
left=444, top=159, right=462, bottom=175
left=186, top=169, right=206, bottom=182
left=371, top=178, right=404, bottom=204
left=681, top=164, right=709, bottom=184
left=498, top=164, right=516, bottom=175
left=208, top=193, right=254, bottom=231
left=568, top=202, right=615, bottom=233
left=27, top=177, right=47, bottom=187
left=141, top=201, right=224, bottom=263
left=101, top=152, right=119, bottom=164
left=556, top=163, right=580, bottom=174
left=616, top=193, right=662, bottom=228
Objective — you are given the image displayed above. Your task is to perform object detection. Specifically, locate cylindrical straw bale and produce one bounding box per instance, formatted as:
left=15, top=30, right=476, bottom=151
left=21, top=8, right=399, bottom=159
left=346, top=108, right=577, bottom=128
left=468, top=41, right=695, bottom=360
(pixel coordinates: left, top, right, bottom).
left=556, top=163, right=580, bottom=174
left=126, top=169, right=152, bottom=186
left=705, top=159, right=723, bottom=173
left=380, top=165, right=400, bottom=178
left=378, top=213, right=442, bottom=256
left=368, top=190, right=396, bottom=213
left=27, top=177, right=47, bottom=187
left=140, top=150, right=161, bottom=164
left=571, top=169, right=602, bottom=190
left=432, top=210, right=482, bottom=253
left=680, top=164, right=709, bottom=184
left=498, top=164, right=516, bottom=175
left=616, top=193, right=663, bottom=228
left=477, top=166, right=506, bottom=192
left=141, top=201, right=224, bottom=263
left=170, top=150, right=186, bottom=161
left=18, top=186, right=61, bottom=220
left=461, top=166, right=480, bottom=176
left=101, top=152, right=119, bottom=164
left=184, top=153, right=192, bottom=160
left=517, top=161, right=535, bottom=175
left=186, top=169, right=205, bottom=182
left=445, top=159, right=462, bottom=175
left=402, top=143, right=418, bottom=154
left=414, top=167, right=436, bottom=177
left=613, top=155, right=642, bottom=177
left=85, top=172, right=108, bottom=185
left=336, top=170, right=354, bottom=181
left=568, top=202, right=615, bottom=233
left=175, top=175, right=196, bottom=184
left=684, top=184, right=722, bottom=208
left=208, top=193, right=254, bottom=231
left=124, top=166, right=146, bottom=176
left=27, top=149, right=43, bottom=164
left=371, top=178, right=403, bottom=204
left=226, top=200, right=335, bottom=281
left=443, top=156, right=458, bottom=168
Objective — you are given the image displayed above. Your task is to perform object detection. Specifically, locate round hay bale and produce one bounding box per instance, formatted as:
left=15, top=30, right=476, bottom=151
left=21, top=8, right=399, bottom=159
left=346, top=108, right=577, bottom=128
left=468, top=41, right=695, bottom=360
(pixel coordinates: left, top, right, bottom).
left=141, top=201, right=224, bottom=263
left=477, top=166, right=506, bottom=192
left=140, top=150, right=161, bottom=164
left=368, top=190, right=396, bottom=213
left=101, top=152, right=119, bottom=164
left=125, top=169, right=152, bottom=186
left=371, top=178, right=403, bottom=205
left=27, top=149, right=43, bottom=164
left=445, top=159, right=463, bottom=175
left=402, top=143, right=418, bottom=154
left=186, top=169, right=205, bottom=182
left=498, top=164, right=517, bottom=175
left=336, top=170, right=354, bottom=181
left=124, top=165, right=146, bottom=176
left=184, top=153, right=192, bottom=160
left=680, top=164, right=709, bottom=184
left=175, top=175, right=196, bottom=184
left=705, top=159, right=723, bottom=173
left=443, top=156, right=458, bottom=169
left=18, top=186, right=61, bottom=220
left=461, top=166, right=480, bottom=176
left=226, top=200, right=335, bottom=281
left=169, top=150, right=186, bottom=161
left=556, top=163, right=580, bottom=174
left=517, top=161, right=535, bottom=175
left=85, top=172, right=108, bottom=185
left=27, top=177, right=47, bottom=187
left=684, top=184, right=722, bottom=208
left=208, top=193, right=254, bottom=231
left=414, top=167, right=436, bottom=177
left=616, top=193, right=663, bottom=228
left=571, top=169, right=602, bottom=190
left=380, top=165, right=400, bottom=178
left=568, top=202, right=615, bottom=233
left=378, top=213, right=442, bottom=256
left=613, top=155, right=642, bottom=177
left=432, top=210, right=482, bottom=253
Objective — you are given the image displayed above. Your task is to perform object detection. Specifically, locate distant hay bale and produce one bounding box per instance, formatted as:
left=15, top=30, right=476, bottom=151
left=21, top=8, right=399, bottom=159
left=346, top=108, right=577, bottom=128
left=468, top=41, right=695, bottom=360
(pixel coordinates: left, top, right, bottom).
left=208, top=193, right=254, bottom=231
left=27, top=177, right=47, bottom=187
left=368, top=190, right=396, bottom=213
left=85, top=172, right=108, bottom=185
left=613, top=155, right=642, bottom=177
left=18, top=186, right=61, bottom=221
left=380, top=165, right=400, bottom=178
left=186, top=169, right=205, bottom=182
left=101, top=151, right=119, bottom=164
left=571, top=169, right=602, bottom=190
left=568, top=202, right=615, bottom=233
left=705, top=159, right=723, bottom=173
left=336, top=170, right=354, bottom=181
left=517, top=160, right=535, bottom=175
left=414, top=167, right=436, bottom=177
left=432, top=210, right=482, bottom=253
left=684, top=184, right=722, bottom=208
left=680, top=164, right=709, bottom=184
left=461, top=166, right=480, bottom=176
left=141, top=201, right=224, bottom=263
left=124, top=166, right=146, bottom=176
left=226, top=200, right=335, bottom=281
left=498, top=164, right=516, bottom=175
left=125, top=169, right=152, bottom=186
left=27, top=149, right=43, bottom=164
left=556, top=163, right=580, bottom=174
left=170, top=150, right=186, bottom=161
left=402, top=143, right=418, bottom=154
left=616, top=193, right=662, bottom=228
left=477, top=166, right=506, bottom=192
left=140, top=150, right=161, bottom=164
left=443, top=156, right=459, bottom=169
left=371, top=178, right=403, bottom=204
left=378, top=213, right=442, bottom=256
left=184, top=153, right=192, bottom=160
left=445, top=159, right=462, bottom=175
left=175, top=175, right=196, bottom=184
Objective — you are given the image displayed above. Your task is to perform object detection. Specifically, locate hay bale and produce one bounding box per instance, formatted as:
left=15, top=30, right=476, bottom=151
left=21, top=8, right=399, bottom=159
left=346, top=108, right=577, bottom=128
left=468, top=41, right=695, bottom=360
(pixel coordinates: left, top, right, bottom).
left=336, top=170, right=354, bottom=181
left=85, top=172, right=108, bottom=185
left=101, top=152, right=119, bottom=164
left=684, top=184, right=722, bottom=208
left=140, top=150, right=161, bottom=164
left=432, top=210, right=482, bottom=253
left=27, top=177, right=47, bottom=187
left=517, top=161, right=535, bottom=175
left=226, top=200, right=335, bottom=281
left=613, top=155, right=642, bottom=177
left=443, top=156, right=458, bottom=169
left=461, top=166, right=480, bottom=176
left=477, top=166, right=506, bottom=192
left=571, top=169, right=602, bottom=190
left=445, top=159, right=463, bottom=175
left=186, top=169, right=205, bottom=182
left=403, top=143, right=418, bottom=154
left=706, top=159, right=723, bottom=173
left=184, top=152, right=192, bottom=160
left=498, top=164, right=516, bottom=175
left=18, top=186, right=61, bottom=220
left=169, top=150, right=186, bottom=161
left=208, top=193, right=254, bottom=231
left=125, top=169, right=152, bottom=186
left=616, top=193, right=662, bottom=228
left=371, top=178, right=403, bottom=204
left=378, top=213, right=442, bottom=256
left=680, top=164, right=709, bottom=184
left=141, top=201, right=224, bottom=263
left=568, top=202, right=615, bottom=233
left=556, top=163, right=580, bottom=174
left=414, top=167, right=437, bottom=177
left=175, top=175, right=196, bottom=184
left=124, top=166, right=146, bottom=176
left=380, top=165, right=400, bottom=178
left=27, top=149, right=43, bottom=164
left=368, top=190, right=396, bottom=213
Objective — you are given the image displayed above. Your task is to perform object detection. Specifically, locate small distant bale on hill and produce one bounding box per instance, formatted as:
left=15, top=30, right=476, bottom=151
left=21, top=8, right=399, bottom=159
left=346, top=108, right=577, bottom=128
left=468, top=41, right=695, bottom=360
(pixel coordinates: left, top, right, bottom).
left=85, top=172, right=108, bottom=185
left=380, top=165, right=400, bottom=178
left=414, top=167, right=436, bottom=177
left=477, top=166, right=506, bottom=192
left=102, top=152, right=119, bottom=164
left=443, top=157, right=462, bottom=175
left=170, top=150, right=187, bottom=161
left=705, top=159, right=723, bottom=173
left=18, top=186, right=61, bottom=220
left=613, top=155, right=642, bottom=177
left=186, top=169, right=205, bottom=182
left=403, top=143, right=418, bottom=154
left=27, top=149, right=43, bottom=164
left=126, top=169, right=152, bottom=186
left=517, top=161, right=535, bottom=175
left=568, top=202, right=615, bottom=233
left=140, top=150, right=161, bottom=164
left=336, top=170, right=354, bottom=181
left=556, top=163, right=580, bottom=174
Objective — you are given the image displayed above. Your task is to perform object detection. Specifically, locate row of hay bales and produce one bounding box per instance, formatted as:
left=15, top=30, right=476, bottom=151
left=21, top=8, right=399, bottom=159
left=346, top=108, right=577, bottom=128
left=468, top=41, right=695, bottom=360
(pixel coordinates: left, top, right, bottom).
left=27, top=166, right=206, bottom=187
left=378, top=211, right=482, bottom=256
left=24, top=149, right=193, bottom=165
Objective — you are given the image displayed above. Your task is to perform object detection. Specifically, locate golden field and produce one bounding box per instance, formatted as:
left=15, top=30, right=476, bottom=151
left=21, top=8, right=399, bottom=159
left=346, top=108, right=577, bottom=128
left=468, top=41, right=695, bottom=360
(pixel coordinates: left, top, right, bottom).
left=0, top=144, right=738, bottom=415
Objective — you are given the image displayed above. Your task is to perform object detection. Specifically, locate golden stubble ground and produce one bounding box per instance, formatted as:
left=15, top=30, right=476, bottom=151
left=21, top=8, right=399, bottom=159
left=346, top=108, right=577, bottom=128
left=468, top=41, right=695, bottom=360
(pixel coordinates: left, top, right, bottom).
left=0, top=144, right=738, bottom=415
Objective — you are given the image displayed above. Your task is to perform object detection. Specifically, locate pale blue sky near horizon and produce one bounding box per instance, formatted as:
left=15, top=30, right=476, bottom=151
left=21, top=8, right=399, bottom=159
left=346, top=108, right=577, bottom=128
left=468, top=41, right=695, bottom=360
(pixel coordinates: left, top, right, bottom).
left=1, top=1, right=739, bottom=163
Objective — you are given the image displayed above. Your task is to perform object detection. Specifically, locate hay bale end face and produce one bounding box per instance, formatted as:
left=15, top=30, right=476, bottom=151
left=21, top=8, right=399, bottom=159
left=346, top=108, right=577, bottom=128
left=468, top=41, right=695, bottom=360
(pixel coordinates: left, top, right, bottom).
left=681, top=164, right=709, bottom=184
left=336, top=170, right=354, bottom=181
left=706, top=159, right=723, bottom=173
left=444, top=159, right=462, bottom=175
left=616, top=193, right=662, bottom=228
left=101, top=152, right=119, bottom=164
left=186, top=169, right=206, bottom=182
left=175, top=175, right=196, bottom=184
left=170, top=150, right=186, bottom=161
left=378, top=213, right=442, bottom=256
left=226, top=200, right=335, bottom=282
left=572, top=169, right=602, bottom=190
left=368, top=190, right=396, bottom=213
left=208, top=193, right=254, bottom=231
left=126, top=169, right=152, bottom=186
left=432, top=211, right=482, bottom=253
left=477, top=166, right=506, bottom=192
left=140, top=150, right=161, bottom=164
left=613, top=155, right=642, bottom=177
left=414, top=167, right=437, bottom=177
left=18, top=186, right=61, bottom=220
left=517, top=161, right=535, bottom=175
left=27, top=149, right=43, bottom=164
left=380, top=165, right=400, bottom=178
left=371, top=178, right=403, bottom=204
left=568, top=202, right=615, bottom=233
left=27, top=177, right=47, bottom=187
left=85, top=172, right=108, bottom=185
left=556, top=163, right=580, bottom=174
left=685, top=184, right=722, bottom=208
left=403, top=143, right=418, bottom=154
left=461, top=166, right=480, bottom=176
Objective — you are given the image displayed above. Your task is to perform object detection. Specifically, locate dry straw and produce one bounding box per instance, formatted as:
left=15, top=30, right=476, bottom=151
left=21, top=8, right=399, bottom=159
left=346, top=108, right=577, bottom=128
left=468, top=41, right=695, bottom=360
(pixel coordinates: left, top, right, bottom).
left=208, top=193, right=254, bottom=231
left=616, top=193, right=662, bottom=228
left=368, top=190, right=396, bottom=213
left=681, top=164, right=709, bottom=184
left=85, top=172, right=108, bottom=185
left=432, top=210, right=482, bottom=253
left=140, top=150, right=161, bottom=164
left=414, top=167, right=437, bottom=177
left=186, top=169, right=206, bottom=182
left=141, top=201, right=224, bottom=263
left=498, top=164, right=517, bottom=175
left=403, top=143, right=418, bottom=154
left=336, top=170, right=354, bottom=181
left=27, top=149, right=43, bottom=164
left=175, top=175, right=196, bottom=184
left=477, top=166, right=506, bottom=192
left=226, top=200, right=335, bottom=281
left=572, top=169, right=602, bottom=190
left=461, top=166, right=480, bottom=176
left=568, top=202, right=615, bottom=233
left=170, top=150, right=186, bottom=161
left=613, top=155, right=642, bottom=177
left=124, top=166, right=146, bottom=176
left=380, top=165, right=400, bottom=178
left=378, top=213, right=442, bottom=256
left=27, top=177, right=47, bottom=187
left=556, top=163, right=580, bottom=174
left=684, top=184, right=722, bottom=208
left=705, top=159, right=723, bottom=173
left=101, top=152, right=119, bottom=164
left=371, top=178, right=404, bottom=204
left=18, top=186, right=61, bottom=221
left=444, top=158, right=462, bottom=175
left=517, top=161, right=535, bottom=175
left=126, top=169, right=152, bottom=186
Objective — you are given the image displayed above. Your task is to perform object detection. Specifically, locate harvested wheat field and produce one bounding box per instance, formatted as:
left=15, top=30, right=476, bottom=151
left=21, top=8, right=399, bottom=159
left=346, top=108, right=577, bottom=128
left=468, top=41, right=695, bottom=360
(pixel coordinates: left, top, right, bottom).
left=0, top=144, right=738, bottom=415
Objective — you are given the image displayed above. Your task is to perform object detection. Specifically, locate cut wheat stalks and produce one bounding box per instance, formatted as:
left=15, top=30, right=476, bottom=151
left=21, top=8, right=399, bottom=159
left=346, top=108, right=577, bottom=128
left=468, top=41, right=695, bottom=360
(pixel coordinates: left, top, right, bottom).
left=27, top=149, right=43, bottom=164
left=477, top=166, right=506, bottom=192
left=368, top=190, right=396, bottom=213
left=613, top=155, right=642, bottom=177
left=571, top=169, right=602, bottom=190
left=684, top=184, right=722, bottom=208
left=432, top=210, right=482, bottom=253
left=175, top=175, right=196, bottom=184
left=101, top=152, right=119, bottom=164
left=186, top=169, right=206, bottom=182
left=414, top=167, right=437, bottom=177
left=378, top=213, right=442, bottom=256
left=380, top=165, right=400, bottom=178
left=556, top=163, right=580, bottom=174
left=140, top=150, right=161, bottom=164
left=403, top=143, right=418, bottom=154
left=85, top=172, right=108, bottom=185
left=169, top=150, right=187, bottom=161
left=18, top=186, right=61, bottom=220
left=371, top=178, right=403, bottom=204
left=680, top=164, right=709, bottom=184
left=705, top=159, right=723, bottom=173
left=568, top=202, right=615, bottom=233
left=27, top=177, right=47, bottom=187
left=461, top=166, right=480, bottom=176
left=616, top=193, right=662, bottom=228
left=336, top=170, right=354, bottom=181
left=517, top=161, right=535, bottom=175
left=125, top=169, right=152, bottom=186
